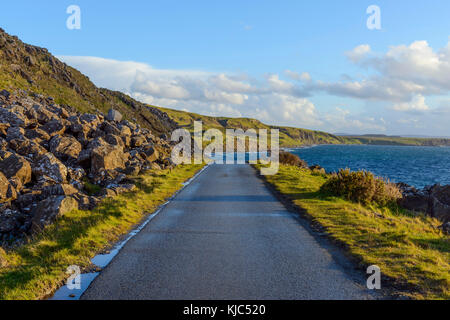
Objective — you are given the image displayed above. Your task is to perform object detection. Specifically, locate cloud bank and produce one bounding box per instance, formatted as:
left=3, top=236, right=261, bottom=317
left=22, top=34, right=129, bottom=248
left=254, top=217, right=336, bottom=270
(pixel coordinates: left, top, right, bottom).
left=58, top=39, right=450, bottom=135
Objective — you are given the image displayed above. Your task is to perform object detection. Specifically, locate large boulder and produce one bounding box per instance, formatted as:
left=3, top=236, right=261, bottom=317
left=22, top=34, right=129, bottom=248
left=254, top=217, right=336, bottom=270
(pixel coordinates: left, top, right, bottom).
left=106, top=109, right=122, bottom=122
left=49, top=135, right=82, bottom=162
left=104, top=134, right=124, bottom=147
left=28, top=104, right=59, bottom=124
left=429, top=185, right=450, bottom=223
left=0, top=153, right=32, bottom=191
left=41, top=119, right=65, bottom=136
left=0, top=106, right=28, bottom=127
left=24, top=127, right=50, bottom=141
left=41, top=184, right=79, bottom=198
left=5, top=126, right=26, bottom=142
left=9, top=139, right=47, bottom=160
left=141, top=145, right=159, bottom=163
left=91, top=144, right=127, bottom=174
left=399, top=192, right=429, bottom=213
left=31, top=196, right=78, bottom=232
left=102, top=121, right=121, bottom=136
left=32, top=153, right=68, bottom=184
left=72, top=194, right=100, bottom=210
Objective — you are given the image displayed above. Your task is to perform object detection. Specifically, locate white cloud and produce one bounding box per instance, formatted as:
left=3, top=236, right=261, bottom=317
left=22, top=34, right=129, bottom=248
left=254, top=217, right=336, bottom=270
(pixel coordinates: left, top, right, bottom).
left=314, top=40, right=450, bottom=103
left=58, top=37, right=450, bottom=136
left=345, top=44, right=371, bottom=63
left=392, top=94, right=430, bottom=112
left=285, top=70, right=311, bottom=82
left=59, top=56, right=324, bottom=129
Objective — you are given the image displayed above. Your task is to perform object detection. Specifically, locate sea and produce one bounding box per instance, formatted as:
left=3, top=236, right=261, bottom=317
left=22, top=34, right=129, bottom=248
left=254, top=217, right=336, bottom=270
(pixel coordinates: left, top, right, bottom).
left=287, top=145, right=450, bottom=188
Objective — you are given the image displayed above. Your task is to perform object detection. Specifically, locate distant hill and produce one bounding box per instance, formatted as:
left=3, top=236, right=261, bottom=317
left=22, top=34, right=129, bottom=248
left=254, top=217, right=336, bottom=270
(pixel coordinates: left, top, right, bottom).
left=157, top=107, right=355, bottom=147
left=343, top=135, right=450, bottom=146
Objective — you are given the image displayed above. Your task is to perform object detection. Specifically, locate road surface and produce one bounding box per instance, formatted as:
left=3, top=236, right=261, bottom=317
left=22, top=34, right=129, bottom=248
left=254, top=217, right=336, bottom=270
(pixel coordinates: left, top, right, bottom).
left=82, top=164, right=377, bottom=300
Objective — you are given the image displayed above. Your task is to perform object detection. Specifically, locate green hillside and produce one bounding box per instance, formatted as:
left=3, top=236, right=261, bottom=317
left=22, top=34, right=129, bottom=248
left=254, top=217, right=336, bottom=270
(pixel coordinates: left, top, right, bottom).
left=345, top=135, right=450, bottom=147
left=157, top=107, right=355, bottom=147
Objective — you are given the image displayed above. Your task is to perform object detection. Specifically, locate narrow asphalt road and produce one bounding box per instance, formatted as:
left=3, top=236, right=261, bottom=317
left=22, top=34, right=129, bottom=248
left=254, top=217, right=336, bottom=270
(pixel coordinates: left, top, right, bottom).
left=82, top=164, right=377, bottom=300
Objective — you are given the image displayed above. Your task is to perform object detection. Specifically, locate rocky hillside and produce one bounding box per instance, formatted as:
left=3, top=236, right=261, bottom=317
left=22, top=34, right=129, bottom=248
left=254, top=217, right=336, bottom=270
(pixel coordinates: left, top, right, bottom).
left=0, top=28, right=177, bottom=136
left=0, top=90, right=174, bottom=245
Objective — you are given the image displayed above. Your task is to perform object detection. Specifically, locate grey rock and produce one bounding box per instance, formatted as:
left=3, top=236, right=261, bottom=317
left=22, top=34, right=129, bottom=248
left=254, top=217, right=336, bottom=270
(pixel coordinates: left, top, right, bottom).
left=106, top=109, right=122, bottom=122
left=31, top=196, right=78, bottom=232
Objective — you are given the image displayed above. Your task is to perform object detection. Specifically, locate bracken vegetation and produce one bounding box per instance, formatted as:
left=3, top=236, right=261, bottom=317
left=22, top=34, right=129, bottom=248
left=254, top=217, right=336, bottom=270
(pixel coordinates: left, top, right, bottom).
left=279, top=151, right=308, bottom=167
left=320, top=168, right=403, bottom=206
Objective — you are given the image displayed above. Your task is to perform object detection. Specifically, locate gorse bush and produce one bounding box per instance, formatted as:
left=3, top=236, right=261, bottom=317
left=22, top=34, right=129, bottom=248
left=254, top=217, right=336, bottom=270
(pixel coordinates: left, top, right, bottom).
left=279, top=152, right=308, bottom=167
left=320, top=168, right=402, bottom=206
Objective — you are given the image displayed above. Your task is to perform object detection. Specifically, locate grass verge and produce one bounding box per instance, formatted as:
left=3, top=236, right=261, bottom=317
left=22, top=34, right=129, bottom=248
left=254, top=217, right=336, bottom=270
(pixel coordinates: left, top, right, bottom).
left=0, top=164, right=205, bottom=300
left=255, top=164, right=449, bottom=300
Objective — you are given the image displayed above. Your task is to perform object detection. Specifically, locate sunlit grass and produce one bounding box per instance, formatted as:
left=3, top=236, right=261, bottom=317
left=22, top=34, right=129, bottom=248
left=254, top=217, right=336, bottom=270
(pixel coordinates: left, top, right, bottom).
left=0, top=164, right=204, bottom=300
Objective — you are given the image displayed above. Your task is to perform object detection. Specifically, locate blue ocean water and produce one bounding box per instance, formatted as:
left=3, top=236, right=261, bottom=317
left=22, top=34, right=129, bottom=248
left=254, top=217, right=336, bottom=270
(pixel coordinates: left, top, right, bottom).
left=288, top=145, right=450, bottom=188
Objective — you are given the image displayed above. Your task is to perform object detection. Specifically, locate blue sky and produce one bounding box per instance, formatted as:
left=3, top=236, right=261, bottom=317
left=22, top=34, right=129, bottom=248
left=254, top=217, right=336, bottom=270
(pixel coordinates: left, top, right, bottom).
left=1, top=0, right=450, bottom=136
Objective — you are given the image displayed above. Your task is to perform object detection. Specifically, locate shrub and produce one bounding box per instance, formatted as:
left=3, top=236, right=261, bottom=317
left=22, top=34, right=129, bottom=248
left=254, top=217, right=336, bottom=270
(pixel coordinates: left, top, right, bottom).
left=320, top=168, right=402, bottom=206
left=279, top=152, right=308, bottom=167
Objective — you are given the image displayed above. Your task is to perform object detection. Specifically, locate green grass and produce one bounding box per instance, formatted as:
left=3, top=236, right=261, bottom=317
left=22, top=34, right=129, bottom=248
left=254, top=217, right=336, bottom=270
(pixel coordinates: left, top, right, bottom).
left=0, top=164, right=204, bottom=300
left=256, top=164, right=450, bottom=299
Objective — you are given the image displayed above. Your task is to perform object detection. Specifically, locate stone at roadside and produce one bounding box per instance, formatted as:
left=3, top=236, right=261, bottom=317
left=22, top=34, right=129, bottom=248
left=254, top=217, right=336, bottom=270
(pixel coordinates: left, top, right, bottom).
left=31, top=196, right=78, bottom=232
left=32, top=153, right=68, bottom=184
left=41, top=184, right=79, bottom=198
left=72, top=193, right=100, bottom=210
left=91, top=144, right=126, bottom=175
